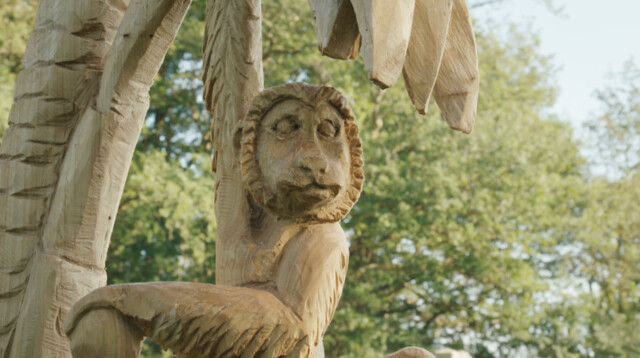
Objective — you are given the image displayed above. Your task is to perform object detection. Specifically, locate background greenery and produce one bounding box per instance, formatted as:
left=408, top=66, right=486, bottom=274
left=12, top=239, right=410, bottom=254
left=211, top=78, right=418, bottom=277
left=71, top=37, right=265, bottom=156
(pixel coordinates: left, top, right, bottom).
left=1, top=0, right=638, bottom=357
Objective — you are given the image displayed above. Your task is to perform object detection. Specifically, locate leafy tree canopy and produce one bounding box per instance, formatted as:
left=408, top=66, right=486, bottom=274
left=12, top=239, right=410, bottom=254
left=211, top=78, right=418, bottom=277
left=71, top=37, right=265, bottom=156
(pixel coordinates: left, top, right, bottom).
left=1, top=1, right=638, bottom=357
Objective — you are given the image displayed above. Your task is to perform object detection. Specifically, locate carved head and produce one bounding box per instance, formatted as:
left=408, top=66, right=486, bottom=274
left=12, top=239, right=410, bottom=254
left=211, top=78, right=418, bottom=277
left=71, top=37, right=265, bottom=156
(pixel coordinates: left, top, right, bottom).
left=241, top=83, right=364, bottom=223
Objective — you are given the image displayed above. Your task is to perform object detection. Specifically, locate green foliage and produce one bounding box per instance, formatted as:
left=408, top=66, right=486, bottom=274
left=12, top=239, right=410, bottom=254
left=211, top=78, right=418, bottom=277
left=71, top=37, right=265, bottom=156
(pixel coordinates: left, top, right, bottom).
left=575, top=61, right=640, bottom=357
left=572, top=174, right=640, bottom=357
left=106, top=0, right=215, bottom=287
left=107, top=151, right=216, bottom=285
left=322, top=29, right=587, bottom=358
left=137, top=0, right=209, bottom=161
left=0, top=0, right=37, bottom=137
left=587, top=61, right=640, bottom=176
left=1, top=1, right=639, bottom=357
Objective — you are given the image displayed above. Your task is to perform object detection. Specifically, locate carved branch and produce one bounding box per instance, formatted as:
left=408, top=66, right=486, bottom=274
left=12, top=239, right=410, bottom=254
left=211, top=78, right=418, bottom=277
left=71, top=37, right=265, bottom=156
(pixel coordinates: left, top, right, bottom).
left=0, top=0, right=192, bottom=355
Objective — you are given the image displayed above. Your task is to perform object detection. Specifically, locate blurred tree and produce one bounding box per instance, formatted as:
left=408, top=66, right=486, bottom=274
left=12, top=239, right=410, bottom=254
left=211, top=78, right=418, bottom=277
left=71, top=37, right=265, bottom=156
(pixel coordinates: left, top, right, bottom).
left=322, top=28, right=586, bottom=358
left=587, top=61, right=640, bottom=176
left=568, top=61, right=640, bottom=357
left=572, top=174, right=640, bottom=357
left=0, top=0, right=37, bottom=137
left=1, top=1, right=638, bottom=358
left=107, top=151, right=216, bottom=285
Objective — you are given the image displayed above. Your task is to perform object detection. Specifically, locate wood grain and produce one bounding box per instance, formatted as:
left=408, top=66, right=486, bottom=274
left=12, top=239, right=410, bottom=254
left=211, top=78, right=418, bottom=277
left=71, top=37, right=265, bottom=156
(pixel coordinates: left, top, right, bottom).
left=432, top=0, right=479, bottom=133
left=350, top=0, right=416, bottom=88
left=402, top=0, right=453, bottom=114
left=308, top=0, right=361, bottom=60
left=0, top=0, right=191, bottom=356
left=65, top=83, right=363, bottom=358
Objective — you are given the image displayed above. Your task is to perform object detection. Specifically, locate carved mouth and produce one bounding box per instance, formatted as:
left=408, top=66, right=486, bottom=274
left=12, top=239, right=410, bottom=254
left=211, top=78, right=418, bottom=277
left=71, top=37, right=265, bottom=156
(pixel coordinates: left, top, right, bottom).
left=300, top=182, right=340, bottom=200
left=277, top=181, right=341, bottom=207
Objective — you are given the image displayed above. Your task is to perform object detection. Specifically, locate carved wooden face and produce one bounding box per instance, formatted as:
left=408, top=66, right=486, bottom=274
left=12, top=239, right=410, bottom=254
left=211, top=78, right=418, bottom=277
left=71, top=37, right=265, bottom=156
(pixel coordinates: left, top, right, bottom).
left=256, top=99, right=350, bottom=217
left=241, top=83, right=364, bottom=223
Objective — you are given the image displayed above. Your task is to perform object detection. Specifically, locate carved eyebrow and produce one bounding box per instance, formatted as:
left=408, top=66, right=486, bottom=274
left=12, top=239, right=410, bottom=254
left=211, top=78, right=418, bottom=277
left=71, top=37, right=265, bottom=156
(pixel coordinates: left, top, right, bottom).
left=262, top=101, right=305, bottom=125
left=316, top=102, right=346, bottom=121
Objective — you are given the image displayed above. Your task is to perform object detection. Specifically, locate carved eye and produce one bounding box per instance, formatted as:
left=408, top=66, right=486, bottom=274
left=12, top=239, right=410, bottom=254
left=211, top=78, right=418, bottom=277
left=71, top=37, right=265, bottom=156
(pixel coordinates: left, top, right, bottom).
left=318, top=119, right=338, bottom=137
left=273, top=117, right=299, bottom=135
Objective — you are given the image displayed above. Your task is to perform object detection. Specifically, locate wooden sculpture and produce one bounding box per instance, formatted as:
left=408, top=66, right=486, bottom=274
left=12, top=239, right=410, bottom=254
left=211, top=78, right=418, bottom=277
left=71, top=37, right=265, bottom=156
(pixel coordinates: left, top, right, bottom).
left=65, top=83, right=363, bottom=357
left=1, top=0, right=479, bottom=357
left=0, top=0, right=192, bottom=356
left=307, top=0, right=479, bottom=133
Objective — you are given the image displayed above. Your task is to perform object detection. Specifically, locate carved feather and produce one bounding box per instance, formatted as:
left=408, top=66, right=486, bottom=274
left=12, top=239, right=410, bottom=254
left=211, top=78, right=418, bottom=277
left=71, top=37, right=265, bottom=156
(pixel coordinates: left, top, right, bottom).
left=65, top=283, right=312, bottom=358
left=307, top=0, right=361, bottom=60
left=202, top=0, right=264, bottom=283
left=0, top=0, right=125, bottom=354
left=432, top=0, right=479, bottom=134
left=202, top=0, right=263, bottom=174
left=402, top=0, right=453, bottom=114
left=350, top=0, right=416, bottom=89
left=0, top=0, right=192, bottom=355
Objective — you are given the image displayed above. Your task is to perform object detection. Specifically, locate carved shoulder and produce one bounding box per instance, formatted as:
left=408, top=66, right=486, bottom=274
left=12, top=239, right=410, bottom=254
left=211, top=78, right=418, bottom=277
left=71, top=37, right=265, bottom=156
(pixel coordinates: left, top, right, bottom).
left=275, top=222, right=349, bottom=346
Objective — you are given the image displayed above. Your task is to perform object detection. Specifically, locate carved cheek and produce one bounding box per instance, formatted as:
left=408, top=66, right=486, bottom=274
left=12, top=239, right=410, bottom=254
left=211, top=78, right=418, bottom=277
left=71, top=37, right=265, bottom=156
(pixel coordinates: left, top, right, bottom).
left=324, top=141, right=350, bottom=187
left=266, top=137, right=299, bottom=184
left=257, top=137, right=286, bottom=192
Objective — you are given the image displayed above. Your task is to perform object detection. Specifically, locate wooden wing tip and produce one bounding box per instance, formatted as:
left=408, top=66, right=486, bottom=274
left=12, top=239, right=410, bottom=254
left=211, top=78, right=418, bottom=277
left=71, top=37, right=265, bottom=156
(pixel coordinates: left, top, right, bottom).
left=406, top=84, right=430, bottom=115
left=437, top=93, right=477, bottom=134
left=318, top=33, right=361, bottom=61
left=309, top=0, right=361, bottom=61
left=371, top=77, right=392, bottom=90
left=351, top=0, right=415, bottom=90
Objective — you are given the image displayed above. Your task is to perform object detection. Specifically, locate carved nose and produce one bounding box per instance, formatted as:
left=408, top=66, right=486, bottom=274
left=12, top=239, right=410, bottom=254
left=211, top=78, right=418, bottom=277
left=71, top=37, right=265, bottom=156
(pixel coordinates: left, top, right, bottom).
left=297, top=151, right=328, bottom=174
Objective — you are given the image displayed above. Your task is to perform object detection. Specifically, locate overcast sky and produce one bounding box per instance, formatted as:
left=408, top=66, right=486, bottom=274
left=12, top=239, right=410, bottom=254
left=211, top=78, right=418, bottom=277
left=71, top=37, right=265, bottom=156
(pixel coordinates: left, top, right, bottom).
left=472, top=0, right=640, bottom=130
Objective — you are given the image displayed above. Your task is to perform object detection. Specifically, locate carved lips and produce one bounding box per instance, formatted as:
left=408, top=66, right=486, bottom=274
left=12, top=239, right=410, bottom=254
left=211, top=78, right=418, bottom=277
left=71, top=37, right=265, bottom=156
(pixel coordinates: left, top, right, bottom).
left=277, top=180, right=342, bottom=212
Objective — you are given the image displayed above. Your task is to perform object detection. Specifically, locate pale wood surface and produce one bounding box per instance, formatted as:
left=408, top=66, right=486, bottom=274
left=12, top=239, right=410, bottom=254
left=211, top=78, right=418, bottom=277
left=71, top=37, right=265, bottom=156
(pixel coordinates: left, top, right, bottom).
left=385, top=347, right=437, bottom=358
left=0, top=0, right=191, bottom=356
left=402, top=0, right=453, bottom=114
left=65, top=82, right=363, bottom=357
left=432, top=0, right=479, bottom=133
left=0, top=0, right=126, bottom=354
left=351, top=0, right=416, bottom=88
left=1, top=0, right=478, bottom=356
left=307, top=0, right=361, bottom=60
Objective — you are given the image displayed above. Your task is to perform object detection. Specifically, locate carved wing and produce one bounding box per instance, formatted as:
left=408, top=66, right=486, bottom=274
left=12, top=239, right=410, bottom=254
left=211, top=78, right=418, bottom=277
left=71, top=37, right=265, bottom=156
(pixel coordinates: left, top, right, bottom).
left=0, top=0, right=125, bottom=354
left=403, top=0, right=453, bottom=116
left=432, top=0, right=478, bottom=133
left=0, top=0, right=192, bottom=356
left=307, top=0, right=479, bottom=133
left=350, top=0, right=416, bottom=88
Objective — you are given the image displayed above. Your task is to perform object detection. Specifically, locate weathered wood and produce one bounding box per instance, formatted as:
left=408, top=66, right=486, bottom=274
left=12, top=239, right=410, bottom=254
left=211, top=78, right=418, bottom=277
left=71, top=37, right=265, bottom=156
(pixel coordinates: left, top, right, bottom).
left=309, top=0, right=479, bottom=132
left=65, top=83, right=364, bottom=358
left=1, top=0, right=478, bottom=356
left=0, top=0, right=125, bottom=354
left=308, top=0, right=361, bottom=60
left=402, top=0, right=453, bottom=114
left=350, top=0, right=416, bottom=88
left=0, top=0, right=191, bottom=356
left=432, top=0, right=479, bottom=133
left=385, top=347, right=437, bottom=358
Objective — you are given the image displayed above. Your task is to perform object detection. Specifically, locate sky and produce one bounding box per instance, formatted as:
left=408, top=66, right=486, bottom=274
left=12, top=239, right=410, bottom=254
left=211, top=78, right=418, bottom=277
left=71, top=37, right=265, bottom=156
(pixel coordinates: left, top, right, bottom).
left=472, top=0, right=640, bottom=130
